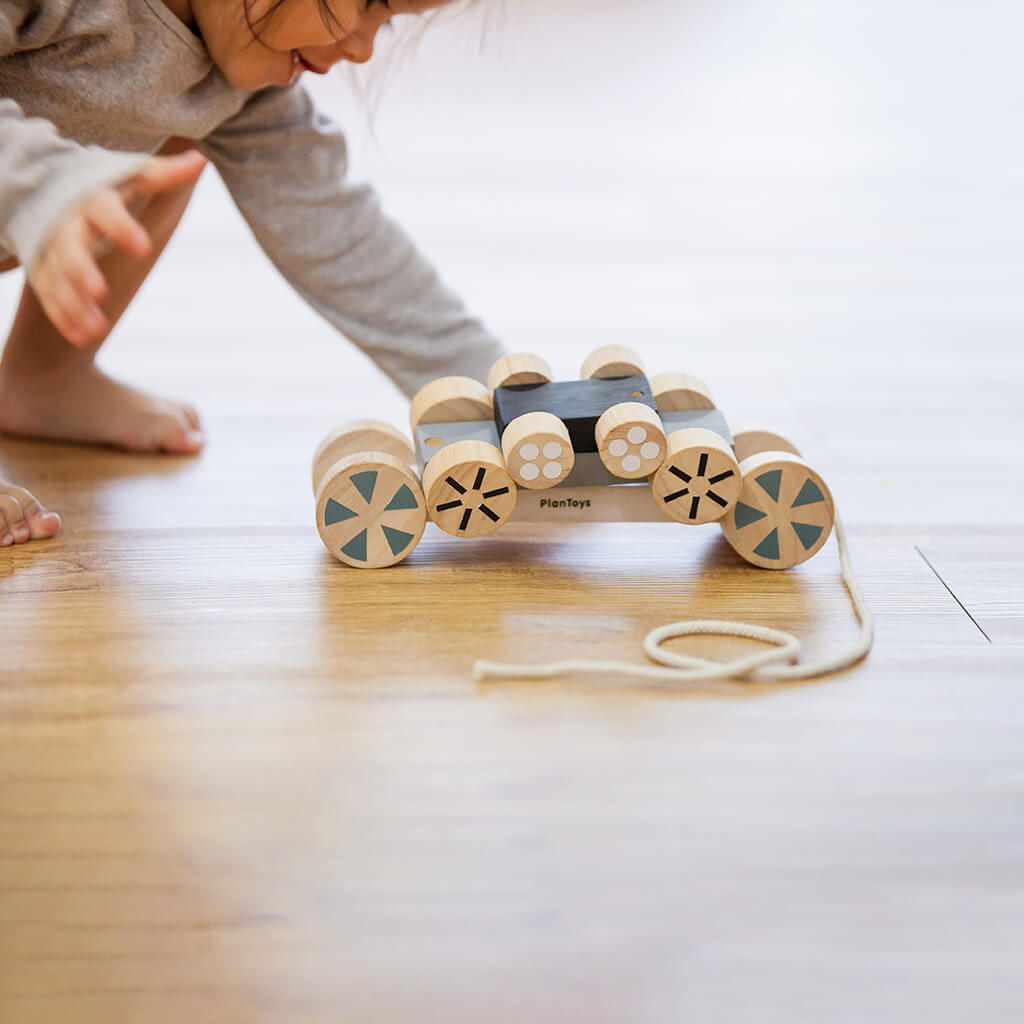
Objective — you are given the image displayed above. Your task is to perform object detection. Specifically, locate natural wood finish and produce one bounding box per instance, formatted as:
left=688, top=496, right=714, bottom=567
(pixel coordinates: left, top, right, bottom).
left=500, top=410, right=574, bottom=489
left=486, top=351, right=553, bottom=392
left=720, top=451, right=836, bottom=569
left=408, top=375, right=493, bottom=430
left=510, top=482, right=663, bottom=521
left=420, top=439, right=517, bottom=537
left=579, top=343, right=645, bottom=380
left=314, top=451, right=426, bottom=567
left=649, top=371, right=716, bottom=411
left=3, top=2, right=1024, bottom=1019
left=594, top=401, right=667, bottom=479
left=651, top=427, right=742, bottom=524
left=731, top=428, right=802, bottom=463
left=311, top=418, right=415, bottom=494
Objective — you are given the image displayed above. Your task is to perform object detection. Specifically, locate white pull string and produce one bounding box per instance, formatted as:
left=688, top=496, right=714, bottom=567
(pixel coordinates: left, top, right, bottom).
left=473, top=511, right=873, bottom=691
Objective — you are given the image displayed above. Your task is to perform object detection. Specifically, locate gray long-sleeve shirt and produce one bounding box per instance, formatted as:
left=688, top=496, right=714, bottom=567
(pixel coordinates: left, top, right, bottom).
left=0, top=0, right=505, bottom=396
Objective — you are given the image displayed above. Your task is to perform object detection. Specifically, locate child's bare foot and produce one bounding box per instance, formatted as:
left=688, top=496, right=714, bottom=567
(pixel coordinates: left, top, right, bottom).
left=0, top=480, right=61, bottom=546
left=0, top=360, right=204, bottom=453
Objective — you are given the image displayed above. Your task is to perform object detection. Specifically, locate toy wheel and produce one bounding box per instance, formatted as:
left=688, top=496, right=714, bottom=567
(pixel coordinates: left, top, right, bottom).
left=595, top=402, right=667, bottom=479
left=649, top=372, right=716, bottom=411
left=312, top=419, right=415, bottom=495
left=501, top=411, right=574, bottom=489
left=421, top=440, right=517, bottom=537
left=580, top=344, right=645, bottom=380
left=651, top=428, right=741, bottom=524
left=732, top=429, right=802, bottom=464
left=315, top=452, right=427, bottom=568
left=720, top=452, right=835, bottom=569
left=409, top=376, right=493, bottom=431
left=487, top=353, right=553, bottom=392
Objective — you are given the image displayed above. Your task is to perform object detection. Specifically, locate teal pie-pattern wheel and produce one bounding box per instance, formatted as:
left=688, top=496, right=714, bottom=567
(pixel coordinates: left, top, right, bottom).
left=720, top=452, right=835, bottom=569
left=315, top=452, right=427, bottom=568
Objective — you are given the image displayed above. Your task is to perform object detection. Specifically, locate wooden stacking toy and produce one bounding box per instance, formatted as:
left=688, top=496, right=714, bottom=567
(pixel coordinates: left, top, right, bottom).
left=312, top=348, right=836, bottom=569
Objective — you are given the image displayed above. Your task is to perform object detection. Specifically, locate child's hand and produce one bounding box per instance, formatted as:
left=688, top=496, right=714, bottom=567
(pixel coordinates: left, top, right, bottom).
left=28, top=150, right=207, bottom=347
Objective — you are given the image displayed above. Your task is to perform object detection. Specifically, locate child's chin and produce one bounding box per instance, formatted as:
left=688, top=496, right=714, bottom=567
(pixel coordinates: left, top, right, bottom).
left=222, top=58, right=292, bottom=92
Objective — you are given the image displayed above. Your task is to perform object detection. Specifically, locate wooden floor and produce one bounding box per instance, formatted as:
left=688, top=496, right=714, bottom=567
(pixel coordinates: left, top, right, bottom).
left=2, top=1, right=1023, bottom=1021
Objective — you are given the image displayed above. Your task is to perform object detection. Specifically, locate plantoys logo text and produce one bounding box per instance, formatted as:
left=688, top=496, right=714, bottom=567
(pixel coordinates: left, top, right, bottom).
left=538, top=497, right=591, bottom=510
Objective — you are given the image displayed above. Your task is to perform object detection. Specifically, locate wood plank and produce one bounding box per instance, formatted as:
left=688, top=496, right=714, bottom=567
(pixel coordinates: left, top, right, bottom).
left=3, top=0, right=1024, bottom=1019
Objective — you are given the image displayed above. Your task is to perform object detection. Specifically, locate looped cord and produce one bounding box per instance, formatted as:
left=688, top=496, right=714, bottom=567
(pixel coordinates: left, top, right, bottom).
left=473, top=511, right=873, bottom=691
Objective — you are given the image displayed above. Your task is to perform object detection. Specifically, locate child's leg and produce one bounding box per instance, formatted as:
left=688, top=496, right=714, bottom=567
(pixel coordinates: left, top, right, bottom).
left=0, top=138, right=205, bottom=455
left=0, top=138, right=203, bottom=545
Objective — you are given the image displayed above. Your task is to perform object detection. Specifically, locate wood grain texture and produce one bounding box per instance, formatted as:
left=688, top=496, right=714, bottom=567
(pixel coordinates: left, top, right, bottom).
left=2, top=0, right=1024, bottom=1020
left=486, top=352, right=554, bottom=392
left=594, top=401, right=667, bottom=479
left=579, top=343, right=646, bottom=381
left=501, top=411, right=574, bottom=489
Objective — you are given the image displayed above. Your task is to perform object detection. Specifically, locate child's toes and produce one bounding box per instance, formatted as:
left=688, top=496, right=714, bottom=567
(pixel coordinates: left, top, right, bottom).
left=182, top=404, right=202, bottom=432
left=161, top=424, right=206, bottom=454
left=159, top=420, right=206, bottom=455
left=0, top=486, right=60, bottom=544
left=141, top=408, right=205, bottom=455
left=0, top=494, right=30, bottom=544
left=26, top=502, right=62, bottom=539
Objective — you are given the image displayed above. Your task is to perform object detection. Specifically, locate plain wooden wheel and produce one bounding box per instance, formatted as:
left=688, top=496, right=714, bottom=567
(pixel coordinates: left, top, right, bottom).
left=649, top=372, right=716, bottom=411
left=409, top=376, right=493, bottom=431
left=487, top=353, right=553, bottom=392
left=579, top=344, right=645, bottom=380
left=312, top=419, right=415, bottom=495
left=731, top=428, right=802, bottom=464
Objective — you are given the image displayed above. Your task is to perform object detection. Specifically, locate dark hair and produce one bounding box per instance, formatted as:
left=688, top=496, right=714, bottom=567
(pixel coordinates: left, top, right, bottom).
left=243, top=1, right=388, bottom=43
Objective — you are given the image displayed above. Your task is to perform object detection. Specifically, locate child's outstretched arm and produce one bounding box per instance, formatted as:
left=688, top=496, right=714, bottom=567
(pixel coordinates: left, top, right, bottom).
left=199, top=84, right=506, bottom=398
left=26, top=152, right=206, bottom=345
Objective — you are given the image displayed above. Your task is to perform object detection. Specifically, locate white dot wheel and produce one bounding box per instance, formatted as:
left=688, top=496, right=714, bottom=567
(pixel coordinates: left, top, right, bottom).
left=580, top=344, right=645, bottom=380
left=595, top=402, right=667, bottom=479
left=487, top=353, right=553, bottom=392
left=409, top=376, right=493, bottom=431
left=421, top=440, right=517, bottom=538
left=315, top=452, right=427, bottom=568
left=720, top=452, right=835, bottom=569
left=651, top=428, right=742, bottom=524
left=501, top=411, right=574, bottom=490
left=311, top=419, right=415, bottom=496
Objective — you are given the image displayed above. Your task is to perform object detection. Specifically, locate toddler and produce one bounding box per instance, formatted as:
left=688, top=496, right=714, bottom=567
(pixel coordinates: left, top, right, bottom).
left=0, top=0, right=505, bottom=545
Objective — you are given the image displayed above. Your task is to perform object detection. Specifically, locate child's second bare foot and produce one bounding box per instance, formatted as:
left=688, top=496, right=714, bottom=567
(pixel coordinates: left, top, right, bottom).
left=0, top=480, right=61, bottom=545
left=0, top=361, right=204, bottom=454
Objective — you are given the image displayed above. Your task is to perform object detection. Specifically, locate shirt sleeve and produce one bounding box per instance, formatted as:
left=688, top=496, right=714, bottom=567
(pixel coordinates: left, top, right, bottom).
left=0, top=97, right=148, bottom=269
left=0, top=2, right=147, bottom=268
left=199, top=83, right=505, bottom=399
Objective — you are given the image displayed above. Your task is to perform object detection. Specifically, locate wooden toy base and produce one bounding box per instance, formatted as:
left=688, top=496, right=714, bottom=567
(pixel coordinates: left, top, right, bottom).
left=313, top=351, right=837, bottom=571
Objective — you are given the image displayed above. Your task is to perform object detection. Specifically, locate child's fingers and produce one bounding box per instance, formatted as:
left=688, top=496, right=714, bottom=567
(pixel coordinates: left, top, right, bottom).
left=84, top=189, right=151, bottom=259
left=64, top=241, right=110, bottom=305
left=50, top=274, right=107, bottom=345
left=123, top=151, right=206, bottom=199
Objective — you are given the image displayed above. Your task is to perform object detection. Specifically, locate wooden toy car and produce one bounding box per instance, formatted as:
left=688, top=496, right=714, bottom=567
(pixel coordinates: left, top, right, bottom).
left=312, top=346, right=836, bottom=570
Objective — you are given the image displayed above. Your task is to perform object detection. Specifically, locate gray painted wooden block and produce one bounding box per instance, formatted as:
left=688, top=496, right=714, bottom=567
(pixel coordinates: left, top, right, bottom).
left=415, top=420, right=501, bottom=473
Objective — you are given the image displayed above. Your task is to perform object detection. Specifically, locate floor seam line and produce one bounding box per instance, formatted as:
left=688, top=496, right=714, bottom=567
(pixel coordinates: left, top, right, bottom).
left=914, top=545, right=993, bottom=644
